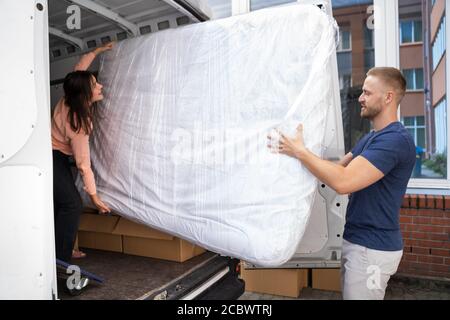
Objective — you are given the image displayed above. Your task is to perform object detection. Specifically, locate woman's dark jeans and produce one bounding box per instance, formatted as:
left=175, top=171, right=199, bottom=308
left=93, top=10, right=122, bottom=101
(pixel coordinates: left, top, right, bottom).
left=52, top=150, right=83, bottom=263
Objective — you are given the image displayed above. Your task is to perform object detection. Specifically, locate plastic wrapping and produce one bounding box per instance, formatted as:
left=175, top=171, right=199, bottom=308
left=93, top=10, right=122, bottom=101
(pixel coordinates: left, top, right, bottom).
left=79, top=4, right=338, bottom=267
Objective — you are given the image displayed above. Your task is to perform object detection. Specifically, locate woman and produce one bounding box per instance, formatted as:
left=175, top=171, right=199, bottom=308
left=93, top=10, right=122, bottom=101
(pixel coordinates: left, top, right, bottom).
left=52, top=42, right=113, bottom=262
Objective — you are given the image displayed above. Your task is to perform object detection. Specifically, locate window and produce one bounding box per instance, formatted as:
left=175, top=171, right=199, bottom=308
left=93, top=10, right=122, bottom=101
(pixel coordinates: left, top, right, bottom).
left=337, top=29, right=352, bottom=52
left=87, top=40, right=97, bottom=48
left=66, top=45, right=75, bottom=54
left=139, top=25, right=151, bottom=35
left=339, top=74, right=352, bottom=90
left=364, top=26, right=374, bottom=49
left=116, top=31, right=127, bottom=41
left=364, top=50, right=375, bottom=72
left=403, top=68, right=424, bottom=91
left=432, top=16, right=446, bottom=70
left=364, top=26, right=375, bottom=73
left=400, top=20, right=422, bottom=44
left=52, top=49, right=61, bottom=58
left=337, top=50, right=352, bottom=87
left=101, top=36, right=111, bottom=44
left=435, top=98, right=447, bottom=155
left=402, top=116, right=426, bottom=148
left=429, top=98, right=448, bottom=180
left=158, top=21, right=170, bottom=30
left=176, top=16, right=190, bottom=26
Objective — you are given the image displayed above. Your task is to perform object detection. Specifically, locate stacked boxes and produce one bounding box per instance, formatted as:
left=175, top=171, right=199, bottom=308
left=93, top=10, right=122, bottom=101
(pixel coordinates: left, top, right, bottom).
left=240, top=265, right=342, bottom=298
left=77, top=211, right=205, bottom=262
left=113, top=218, right=206, bottom=262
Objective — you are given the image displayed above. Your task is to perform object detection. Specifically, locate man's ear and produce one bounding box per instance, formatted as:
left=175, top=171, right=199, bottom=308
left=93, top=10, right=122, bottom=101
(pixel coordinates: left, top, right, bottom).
left=385, top=91, right=394, bottom=105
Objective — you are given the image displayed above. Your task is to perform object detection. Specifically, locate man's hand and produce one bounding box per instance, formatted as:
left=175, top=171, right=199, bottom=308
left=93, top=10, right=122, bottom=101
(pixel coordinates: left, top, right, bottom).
left=93, top=41, right=115, bottom=55
left=90, top=193, right=111, bottom=214
left=267, top=124, right=308, bottom=160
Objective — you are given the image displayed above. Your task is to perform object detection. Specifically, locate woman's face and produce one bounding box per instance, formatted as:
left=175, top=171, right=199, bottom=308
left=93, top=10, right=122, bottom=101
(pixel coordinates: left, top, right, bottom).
left=91, top=76, right=104, bottom=103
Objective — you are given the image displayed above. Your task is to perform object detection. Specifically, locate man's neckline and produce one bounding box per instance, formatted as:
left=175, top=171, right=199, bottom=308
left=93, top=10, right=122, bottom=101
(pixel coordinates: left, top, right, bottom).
left=372, top=121, right=401, bottom=133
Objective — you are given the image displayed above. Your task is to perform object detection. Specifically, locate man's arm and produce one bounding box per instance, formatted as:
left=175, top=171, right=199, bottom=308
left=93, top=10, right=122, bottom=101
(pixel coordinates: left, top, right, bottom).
left=296, top=151, right=383, bottom=195
left=268, top=125, right=384, bottom=195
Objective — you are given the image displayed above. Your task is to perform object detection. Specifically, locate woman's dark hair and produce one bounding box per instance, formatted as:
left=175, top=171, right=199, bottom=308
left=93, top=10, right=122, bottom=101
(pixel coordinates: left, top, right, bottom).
left=63, top=70, right=97, bottom=135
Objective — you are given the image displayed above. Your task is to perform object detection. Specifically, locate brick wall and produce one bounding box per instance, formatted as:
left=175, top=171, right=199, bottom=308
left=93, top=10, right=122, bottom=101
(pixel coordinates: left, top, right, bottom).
left=398, top=194, right=450, bottom=279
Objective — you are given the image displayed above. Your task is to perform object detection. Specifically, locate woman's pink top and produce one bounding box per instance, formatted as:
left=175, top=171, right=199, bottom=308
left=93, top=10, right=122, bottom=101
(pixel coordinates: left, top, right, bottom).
left=51, top=52, right=97, bottom=195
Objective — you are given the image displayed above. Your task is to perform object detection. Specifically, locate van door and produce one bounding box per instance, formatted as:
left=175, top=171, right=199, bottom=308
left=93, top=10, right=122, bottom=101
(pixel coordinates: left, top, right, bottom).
left=0, top=0, right=57, bottom=299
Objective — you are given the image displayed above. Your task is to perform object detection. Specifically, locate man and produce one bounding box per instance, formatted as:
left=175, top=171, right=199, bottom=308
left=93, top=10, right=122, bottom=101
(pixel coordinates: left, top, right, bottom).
left=269, top=67, right=416, bottom=300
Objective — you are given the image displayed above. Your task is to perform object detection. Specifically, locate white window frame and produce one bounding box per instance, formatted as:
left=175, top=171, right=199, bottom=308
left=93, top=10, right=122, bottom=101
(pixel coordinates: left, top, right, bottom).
left=378, top=0, right=450, bottom=189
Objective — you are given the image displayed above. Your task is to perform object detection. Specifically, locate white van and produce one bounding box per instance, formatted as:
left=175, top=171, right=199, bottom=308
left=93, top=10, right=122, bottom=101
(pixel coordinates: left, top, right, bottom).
left=0, top=0, right=346, bottom=300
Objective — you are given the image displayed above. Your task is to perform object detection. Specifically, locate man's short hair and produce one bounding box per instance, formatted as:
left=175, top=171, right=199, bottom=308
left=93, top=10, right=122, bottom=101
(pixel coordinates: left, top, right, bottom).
left=367, top=67, right=407, bottom=103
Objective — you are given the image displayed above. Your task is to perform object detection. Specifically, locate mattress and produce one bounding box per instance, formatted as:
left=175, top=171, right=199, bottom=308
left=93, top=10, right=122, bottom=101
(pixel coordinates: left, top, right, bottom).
left=79, top=3, right=338, bottom=267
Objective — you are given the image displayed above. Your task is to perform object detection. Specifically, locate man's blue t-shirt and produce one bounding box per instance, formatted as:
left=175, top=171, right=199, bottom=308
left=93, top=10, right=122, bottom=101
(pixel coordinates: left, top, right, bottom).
left=343, top=121, right=416, bottom=251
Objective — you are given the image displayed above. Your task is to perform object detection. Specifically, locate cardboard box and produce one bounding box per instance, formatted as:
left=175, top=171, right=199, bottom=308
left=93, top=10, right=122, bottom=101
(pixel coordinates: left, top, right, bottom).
left=78, top=213, right=123, bottom=253
left=113, top=218, right=205, bottom=262
left=240, top=267, right=308, bottom=298
left=312, top=268, right=341, bottom=292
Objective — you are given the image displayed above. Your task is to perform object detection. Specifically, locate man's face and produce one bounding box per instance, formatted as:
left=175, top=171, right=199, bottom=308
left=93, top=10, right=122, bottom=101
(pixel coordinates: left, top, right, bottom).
left=358, top=75, right=385, bottom=120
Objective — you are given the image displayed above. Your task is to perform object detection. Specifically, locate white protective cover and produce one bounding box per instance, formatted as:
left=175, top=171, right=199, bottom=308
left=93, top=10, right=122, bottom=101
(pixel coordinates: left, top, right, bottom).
left=80, top=4, right=338, bottom=267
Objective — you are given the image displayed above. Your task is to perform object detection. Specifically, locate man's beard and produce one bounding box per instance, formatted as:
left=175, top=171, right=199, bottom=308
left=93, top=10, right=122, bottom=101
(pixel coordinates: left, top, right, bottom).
left=361, top=105, right=381, bottom=119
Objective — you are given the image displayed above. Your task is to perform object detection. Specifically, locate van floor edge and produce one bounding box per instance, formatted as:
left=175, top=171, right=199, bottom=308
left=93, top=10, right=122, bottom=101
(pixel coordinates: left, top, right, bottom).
left=57, top=249, right=216, bottom=300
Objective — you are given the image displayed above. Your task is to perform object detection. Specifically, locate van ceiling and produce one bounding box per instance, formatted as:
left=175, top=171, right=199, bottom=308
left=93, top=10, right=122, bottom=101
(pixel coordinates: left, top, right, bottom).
left=48, top=0, right=211, bottom=54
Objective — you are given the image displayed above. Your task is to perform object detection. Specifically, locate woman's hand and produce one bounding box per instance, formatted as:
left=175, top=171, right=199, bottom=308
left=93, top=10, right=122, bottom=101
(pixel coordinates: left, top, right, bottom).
left=90, top=193, right=111, bottom=214
left=267, top=124, right=308, bottom=160
left=93, top=41, right=115, bottom=55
